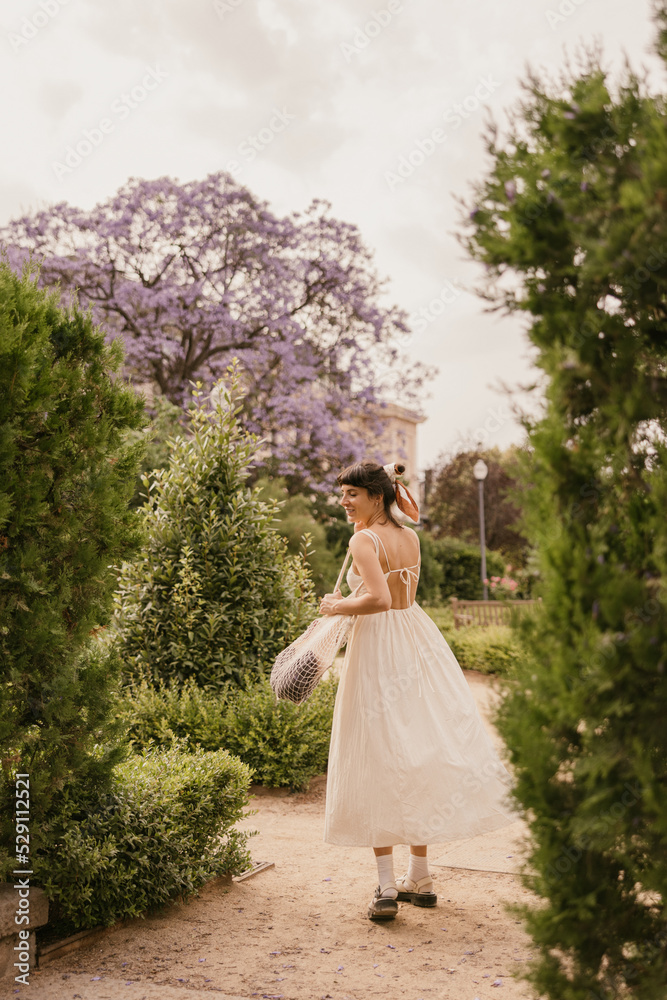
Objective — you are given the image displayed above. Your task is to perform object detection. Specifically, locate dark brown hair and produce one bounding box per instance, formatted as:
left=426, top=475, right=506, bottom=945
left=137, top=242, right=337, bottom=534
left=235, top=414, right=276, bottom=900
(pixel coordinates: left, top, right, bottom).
left=336, top=460, right=406, bottom=528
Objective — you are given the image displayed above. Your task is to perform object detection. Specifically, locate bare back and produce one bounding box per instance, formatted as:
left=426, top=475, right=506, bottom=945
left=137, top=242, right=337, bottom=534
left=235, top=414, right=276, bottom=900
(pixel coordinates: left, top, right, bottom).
left=352, top=524, right=421, bottom=610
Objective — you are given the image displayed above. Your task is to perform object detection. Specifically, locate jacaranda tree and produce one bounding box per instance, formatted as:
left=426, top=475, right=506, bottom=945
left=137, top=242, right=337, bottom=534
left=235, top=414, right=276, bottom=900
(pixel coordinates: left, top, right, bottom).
left=0, top=261, right=145, bottom=878
left=461, top=16, right=667, bottom=1000
left=1, top=172, right=430, bottom=490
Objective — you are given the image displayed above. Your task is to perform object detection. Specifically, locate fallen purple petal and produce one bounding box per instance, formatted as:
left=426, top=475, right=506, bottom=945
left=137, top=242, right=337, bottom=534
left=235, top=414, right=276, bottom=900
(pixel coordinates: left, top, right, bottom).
left=492, top=979, right=503, bottom=987
left=91, top=978, right=101, bottom=982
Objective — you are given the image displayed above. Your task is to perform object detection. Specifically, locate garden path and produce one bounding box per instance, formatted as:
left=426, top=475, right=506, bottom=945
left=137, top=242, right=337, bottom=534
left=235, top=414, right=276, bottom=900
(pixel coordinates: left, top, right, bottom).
left=20, top=673, right=537, bottom=1000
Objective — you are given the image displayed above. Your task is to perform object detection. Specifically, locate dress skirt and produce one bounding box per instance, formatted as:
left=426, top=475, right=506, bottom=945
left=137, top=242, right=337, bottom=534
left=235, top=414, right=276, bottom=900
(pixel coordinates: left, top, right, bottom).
left=323, top=602, right=519, bottom=848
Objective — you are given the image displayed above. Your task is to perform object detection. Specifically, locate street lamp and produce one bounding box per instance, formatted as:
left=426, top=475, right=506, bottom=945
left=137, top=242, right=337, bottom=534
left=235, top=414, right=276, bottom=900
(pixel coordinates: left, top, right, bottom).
left=473, top=458, right=489, bottom=600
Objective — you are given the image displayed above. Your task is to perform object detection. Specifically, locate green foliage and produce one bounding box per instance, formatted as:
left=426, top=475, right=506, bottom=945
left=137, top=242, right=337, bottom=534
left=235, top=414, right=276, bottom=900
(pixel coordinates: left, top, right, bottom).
left=113, top=366, right=317, bottom=691
left=36, top=744, right=252, bottom=935
left=255, top=477, right=341, bottom=596
left=442, top=625, right=523, bottom=676
left=427, top=445, right=529, bottom=563
left=424, top=605, right=522, bottom=675
left=118, top=674, right=339, bottom=792
left=0, top=261, right=145, bottom=878
left=429, top=537, right=506, bottom=600
left=462, top=20, right=667, bottom=998
left=208, top=675, right=338, bottom=791
left=127, top=393, right=189, bottom=508
left=414, top=531, right=444, bottom=603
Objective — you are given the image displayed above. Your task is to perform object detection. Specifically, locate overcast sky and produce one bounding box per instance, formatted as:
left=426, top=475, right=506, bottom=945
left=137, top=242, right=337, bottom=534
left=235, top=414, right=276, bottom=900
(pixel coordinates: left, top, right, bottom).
left=2, top=0, right=664, bottom=472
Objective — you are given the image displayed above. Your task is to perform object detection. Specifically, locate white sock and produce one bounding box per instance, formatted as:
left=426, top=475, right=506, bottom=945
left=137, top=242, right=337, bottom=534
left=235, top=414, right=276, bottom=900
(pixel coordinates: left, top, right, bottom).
left=407, top=853, right=431, bottom=885
left=375, top=853, right=397, bottom=897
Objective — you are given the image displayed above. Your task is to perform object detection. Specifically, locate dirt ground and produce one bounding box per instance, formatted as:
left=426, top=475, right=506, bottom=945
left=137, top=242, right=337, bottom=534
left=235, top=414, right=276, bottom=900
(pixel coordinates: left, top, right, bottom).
left=18, top=673, right=539, bottom=1000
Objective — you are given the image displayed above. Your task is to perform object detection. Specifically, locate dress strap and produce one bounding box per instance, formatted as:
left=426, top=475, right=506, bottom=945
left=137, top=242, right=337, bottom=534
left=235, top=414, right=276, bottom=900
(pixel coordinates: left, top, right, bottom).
left=358, top=528, right=391, bottom=572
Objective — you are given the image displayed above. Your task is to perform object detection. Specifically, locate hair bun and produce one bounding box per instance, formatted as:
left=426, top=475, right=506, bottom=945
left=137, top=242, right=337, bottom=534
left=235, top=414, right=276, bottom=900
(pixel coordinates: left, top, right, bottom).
left=395, top=463, right=406, bottom=476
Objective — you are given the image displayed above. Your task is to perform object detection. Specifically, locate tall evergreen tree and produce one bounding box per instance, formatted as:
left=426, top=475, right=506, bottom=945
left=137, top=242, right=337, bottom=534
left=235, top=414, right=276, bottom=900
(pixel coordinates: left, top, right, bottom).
left=0, top=261, right=145, bottom=878
left=461, top=15, right=667, bottom=1000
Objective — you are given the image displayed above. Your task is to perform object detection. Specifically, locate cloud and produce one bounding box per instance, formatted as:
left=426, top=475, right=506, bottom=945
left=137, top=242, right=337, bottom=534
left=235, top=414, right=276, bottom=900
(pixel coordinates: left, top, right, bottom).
left=37, top=79, right=85, bottom=119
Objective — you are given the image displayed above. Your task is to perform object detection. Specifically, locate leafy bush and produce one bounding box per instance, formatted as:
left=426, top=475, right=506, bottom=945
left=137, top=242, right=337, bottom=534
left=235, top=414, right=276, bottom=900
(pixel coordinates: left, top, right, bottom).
left=0, top=261, right=145, bottom=879
left=255, top=477, right=342, bottom=596
left=424, top=605, right=522, bottom=675
left=127, top=393, right=189, bottom=508
left=442, top=625, right=523, bottom=676
left=118, top=674, right=339, bottom=791
left=113, top=366, right=317, bottom=691
left=415, top=531, right=444, bottom=603
left=35, top=744, right=253, bottom=935
left=430, top=537, right=506, bottom=600
left=215, top=675, right=338, bottom=791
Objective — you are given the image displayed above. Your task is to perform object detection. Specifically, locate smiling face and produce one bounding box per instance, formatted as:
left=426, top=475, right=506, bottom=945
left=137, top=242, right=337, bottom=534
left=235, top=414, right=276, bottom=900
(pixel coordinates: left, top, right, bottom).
left=340, top=483, right=380, bottom=524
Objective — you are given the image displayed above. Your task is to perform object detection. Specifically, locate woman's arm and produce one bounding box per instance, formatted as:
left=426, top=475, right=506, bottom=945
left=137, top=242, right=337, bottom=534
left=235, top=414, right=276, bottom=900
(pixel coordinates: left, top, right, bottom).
left=319, top=532, right=391, bottom=617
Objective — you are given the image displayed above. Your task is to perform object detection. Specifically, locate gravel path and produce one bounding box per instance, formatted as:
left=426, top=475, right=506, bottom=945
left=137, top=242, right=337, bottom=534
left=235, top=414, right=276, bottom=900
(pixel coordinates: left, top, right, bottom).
left=19, top=672, right=538, bottom=1000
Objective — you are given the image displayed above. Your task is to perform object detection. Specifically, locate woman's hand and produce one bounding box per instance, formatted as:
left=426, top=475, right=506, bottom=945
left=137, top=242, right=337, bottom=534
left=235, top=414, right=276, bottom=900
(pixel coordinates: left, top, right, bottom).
left=319, top=588, right=343, bottom=616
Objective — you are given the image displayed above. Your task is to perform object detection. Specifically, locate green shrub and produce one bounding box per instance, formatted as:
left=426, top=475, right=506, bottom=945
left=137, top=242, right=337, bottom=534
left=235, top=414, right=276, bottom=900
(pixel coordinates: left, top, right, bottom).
left=415, top=531, right=444, bottom=603
left=441, top=624, right=523, bottom=676
left=424, top=605, right=523, bottom=675
left=255, top=477, right=342, bottom=596
left=118, top=674, right=339, bottom=791
left=36, top=744, right=253, bottom=935
left=430, top=537, right=506, bottom=600
left=219, top=675, right=338, bottom=790
left=113, top=365, right=317, bottom=691
left=0, top=261, right=145, bottom=878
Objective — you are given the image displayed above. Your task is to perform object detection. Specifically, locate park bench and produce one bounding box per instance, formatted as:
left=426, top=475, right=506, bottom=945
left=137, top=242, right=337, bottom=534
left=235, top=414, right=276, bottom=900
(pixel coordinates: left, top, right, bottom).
left=450, top=596, right=542, bottom=629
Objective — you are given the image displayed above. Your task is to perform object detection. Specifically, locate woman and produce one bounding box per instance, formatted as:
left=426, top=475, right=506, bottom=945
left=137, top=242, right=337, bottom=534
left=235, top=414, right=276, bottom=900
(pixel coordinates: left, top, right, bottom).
left=319, top=460, right=518, bottom=921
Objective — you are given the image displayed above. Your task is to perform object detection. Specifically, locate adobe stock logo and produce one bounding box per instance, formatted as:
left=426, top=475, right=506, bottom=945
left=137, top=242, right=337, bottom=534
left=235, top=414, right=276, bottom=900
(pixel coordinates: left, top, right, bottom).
left=7, top=0, right=70, bottom=52
left=339, top=1, right=404, bottom=62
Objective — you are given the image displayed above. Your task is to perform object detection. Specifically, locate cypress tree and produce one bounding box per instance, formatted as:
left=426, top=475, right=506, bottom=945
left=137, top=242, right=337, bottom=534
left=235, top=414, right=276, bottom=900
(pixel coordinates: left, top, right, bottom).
left=0, top=262, right=144, bottom=878
left=461, top=15, right=667, bottom=1000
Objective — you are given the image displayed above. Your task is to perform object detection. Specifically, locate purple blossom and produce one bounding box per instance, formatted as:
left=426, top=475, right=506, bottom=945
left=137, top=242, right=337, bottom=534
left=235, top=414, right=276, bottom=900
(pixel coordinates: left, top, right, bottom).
left=1, top=171, right=430, bottom=490
left=504, top=180, right=517, bottom=202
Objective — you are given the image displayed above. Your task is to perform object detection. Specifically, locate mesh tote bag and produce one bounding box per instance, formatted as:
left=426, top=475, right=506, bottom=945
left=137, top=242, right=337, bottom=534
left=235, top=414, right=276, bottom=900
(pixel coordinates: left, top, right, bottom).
left=270, top=549, right=357, bottom=704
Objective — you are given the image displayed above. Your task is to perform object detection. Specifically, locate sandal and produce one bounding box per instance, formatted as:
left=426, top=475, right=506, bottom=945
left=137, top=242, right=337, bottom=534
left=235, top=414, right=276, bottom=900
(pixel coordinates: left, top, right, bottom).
left=395, top=873, right=437, bottom=907
left=367, top=881, right=399, bottom=921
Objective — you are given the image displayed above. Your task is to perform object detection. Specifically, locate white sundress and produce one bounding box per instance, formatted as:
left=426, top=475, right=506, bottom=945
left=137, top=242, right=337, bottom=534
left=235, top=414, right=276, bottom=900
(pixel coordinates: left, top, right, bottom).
left=323, top=527, right=519, bottom=848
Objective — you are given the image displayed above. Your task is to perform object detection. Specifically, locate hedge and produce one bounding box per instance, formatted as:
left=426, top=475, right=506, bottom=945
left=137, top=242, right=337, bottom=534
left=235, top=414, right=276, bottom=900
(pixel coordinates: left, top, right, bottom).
left=425, top=604, right=523, bottom=675
left=118, top=674, right=339, bottom=791
left=35, top=744, right=253, bottom=935
left=417, top=534, right=511, bottom=602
